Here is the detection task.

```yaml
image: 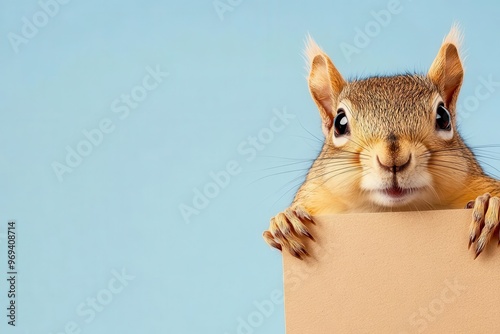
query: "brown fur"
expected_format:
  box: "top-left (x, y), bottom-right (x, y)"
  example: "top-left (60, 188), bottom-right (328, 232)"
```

top-left (297, 74), bottom-right (497, 213)
top-left (263, 26), bottom-right (500, 259)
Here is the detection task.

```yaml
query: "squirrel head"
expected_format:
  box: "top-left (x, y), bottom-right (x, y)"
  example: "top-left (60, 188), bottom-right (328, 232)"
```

top-left (305, 25), bottom-right (472, 209)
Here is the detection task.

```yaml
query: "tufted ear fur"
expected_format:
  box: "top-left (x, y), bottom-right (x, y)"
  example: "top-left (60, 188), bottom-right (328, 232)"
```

top-left (305, 36), bottom-right (346, 137)
top-left (428, 24), bottom-right (464, 110)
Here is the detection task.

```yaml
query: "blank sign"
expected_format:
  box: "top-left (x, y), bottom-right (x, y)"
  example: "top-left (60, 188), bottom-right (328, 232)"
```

top-left (283, 209), bottom-right (500, 334)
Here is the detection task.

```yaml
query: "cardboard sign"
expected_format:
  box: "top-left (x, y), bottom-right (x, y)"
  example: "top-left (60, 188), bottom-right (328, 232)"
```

top-left (283, 209), bottom-right (500, 333)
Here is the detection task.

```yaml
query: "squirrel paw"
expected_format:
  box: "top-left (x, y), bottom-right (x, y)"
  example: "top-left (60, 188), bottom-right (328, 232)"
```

top-left (467, 193), bottom-right (500, 258)
top-left (262, 206), bottom-right (315, 260)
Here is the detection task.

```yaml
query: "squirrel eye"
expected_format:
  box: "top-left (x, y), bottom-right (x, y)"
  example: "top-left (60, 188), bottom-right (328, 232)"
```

top-left (334, 109), bottom-right (350, 137)
top-left (436, 102), bottom-right (452, 131)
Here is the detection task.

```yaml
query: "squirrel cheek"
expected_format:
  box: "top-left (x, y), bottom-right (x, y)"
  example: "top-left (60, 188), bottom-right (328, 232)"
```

top-left (436, 128), bottom-right (454, 141)
top-left (332, 134), bottom-right (349, 147)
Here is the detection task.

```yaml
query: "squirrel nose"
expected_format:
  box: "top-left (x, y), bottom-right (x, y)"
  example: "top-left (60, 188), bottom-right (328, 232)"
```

top-left (377, 154), bottom-right (412, 173)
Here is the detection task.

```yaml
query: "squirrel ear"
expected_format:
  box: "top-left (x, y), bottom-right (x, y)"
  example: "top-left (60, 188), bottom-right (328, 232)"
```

top-left (428, 24), bottom-right (464, 108)
top-left (305, 35), bottom-right (346, 136)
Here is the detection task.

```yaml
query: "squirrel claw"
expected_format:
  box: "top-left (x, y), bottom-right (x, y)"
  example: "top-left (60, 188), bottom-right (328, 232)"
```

top-left (291, 246), bottom-right (309, 260)
top-left (263, 206), bottom-right (315, 259)
top-left (263, 230), bottom-right (281, 251)
top-left (302, 229), bottom-right (315, 241)
top-left (474, 242), bottom-right (485, 260)
top-left (467, 193), bottom-right (500, 258)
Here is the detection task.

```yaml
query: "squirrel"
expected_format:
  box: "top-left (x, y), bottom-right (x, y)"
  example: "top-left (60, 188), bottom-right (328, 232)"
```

top-left (263, 25), bottom-right (500, 260)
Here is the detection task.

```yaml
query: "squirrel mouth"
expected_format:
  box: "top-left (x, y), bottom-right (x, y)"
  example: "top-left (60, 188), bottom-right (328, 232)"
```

top-left (372, 186), bottom-right (422, 207)
top-left (382, 186), bottom-right (416, 199)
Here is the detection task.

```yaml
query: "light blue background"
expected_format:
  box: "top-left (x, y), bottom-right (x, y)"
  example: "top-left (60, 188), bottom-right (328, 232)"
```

top-left (1, 0), bottom-right (500, 333)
